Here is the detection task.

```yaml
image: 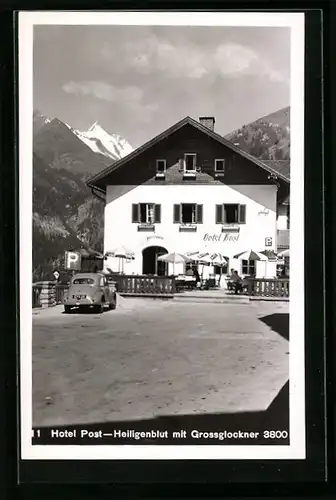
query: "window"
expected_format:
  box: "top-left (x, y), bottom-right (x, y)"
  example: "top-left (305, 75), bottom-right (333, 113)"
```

top-left (242, 259), bottom-right (255, 275)
top-left (215, 204), bottom-right (246, 224)
top-left (214, 159), bottom-right (225, 172)
top-left (132, 203), bottom-right (161, 224)
top-left (156, 159), bottom-right (166, 174)
top-left (214, 262), bottom-right (229, 275)
top-left (184, 153), bottom-right (197, 172)
top-left (173, 203), bottom-right (203, 224)
top-left (72, 278), bottom-right (95, 285)
top-left (185, 261), bottom-right (199, 275)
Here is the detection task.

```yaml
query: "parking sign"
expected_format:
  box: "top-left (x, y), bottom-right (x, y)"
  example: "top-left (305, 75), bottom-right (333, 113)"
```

top-left (65, 251), bottom-right (81, 270)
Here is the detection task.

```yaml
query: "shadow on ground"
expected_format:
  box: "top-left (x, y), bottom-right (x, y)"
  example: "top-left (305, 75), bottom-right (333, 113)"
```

top-left (259, 313), bottom-right (289, 342)
top-left (33, 381), bottom-right (289, 446)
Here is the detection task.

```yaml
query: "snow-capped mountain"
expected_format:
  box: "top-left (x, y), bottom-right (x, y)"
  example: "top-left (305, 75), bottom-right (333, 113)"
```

top-left (70, 121), bottom-right (134, 161)
top-left (33, 109), bottom-right (51, 136)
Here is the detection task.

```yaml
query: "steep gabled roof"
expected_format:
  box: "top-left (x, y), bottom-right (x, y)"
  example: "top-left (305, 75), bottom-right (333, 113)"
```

top-left (86, 116), bottom-right (290, 191)
top-left (262, 160), bottom-right (290, 181)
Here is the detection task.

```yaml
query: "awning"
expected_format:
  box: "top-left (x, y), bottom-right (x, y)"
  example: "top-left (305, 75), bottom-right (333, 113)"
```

top-left (233, 250), bottom-right (268, 261)
top-left (105, 246), bottom-right (135, 259)
top-left (186, 251), bottom-right (228, 266)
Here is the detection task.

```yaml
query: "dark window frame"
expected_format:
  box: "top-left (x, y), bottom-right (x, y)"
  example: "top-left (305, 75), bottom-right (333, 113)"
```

top-left (215, 203), bottom-right (246, 224)
top-left (156, 159), bottom-right (166, 173)
top-left (184, 153), bottom-right (197, 172)
top-left (214, 158), bottom-right (225, 172)
top-left (241, 259), bottom-right (255, 275)
top-left (132, 203), bottom-right (161, 224)
top-left (173, 203), bottom-right (203, 224)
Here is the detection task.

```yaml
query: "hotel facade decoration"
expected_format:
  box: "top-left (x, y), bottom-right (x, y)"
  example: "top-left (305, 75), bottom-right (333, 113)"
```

top-left (87, 116), bottom-right (290, 279)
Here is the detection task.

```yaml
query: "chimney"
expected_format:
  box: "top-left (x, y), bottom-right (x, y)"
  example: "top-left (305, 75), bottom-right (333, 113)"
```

top-left (199, 116), bottom-right (215, 132)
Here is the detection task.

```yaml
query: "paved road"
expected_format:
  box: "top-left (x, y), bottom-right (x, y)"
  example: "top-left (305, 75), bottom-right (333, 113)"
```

top-left (32, 296), bottom-right (289, 427)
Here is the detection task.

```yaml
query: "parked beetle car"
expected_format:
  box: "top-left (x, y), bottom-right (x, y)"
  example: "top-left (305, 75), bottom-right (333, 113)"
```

top-left (64, 273), bottom-right (117, 313)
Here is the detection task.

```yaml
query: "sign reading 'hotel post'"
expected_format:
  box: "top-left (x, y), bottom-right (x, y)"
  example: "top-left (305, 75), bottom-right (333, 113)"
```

top-left (203, 232), bottom-right (240, 243)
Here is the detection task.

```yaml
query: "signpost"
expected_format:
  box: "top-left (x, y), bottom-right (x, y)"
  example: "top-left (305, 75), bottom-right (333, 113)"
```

top-left (64, 251), bottom-right (81, 271)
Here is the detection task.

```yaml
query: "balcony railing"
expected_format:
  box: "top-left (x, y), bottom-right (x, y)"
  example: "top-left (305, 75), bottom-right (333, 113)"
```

top-left (246, 278), bottom-right (289, 298)
top-left (106, 274), bottom-right (176, 296)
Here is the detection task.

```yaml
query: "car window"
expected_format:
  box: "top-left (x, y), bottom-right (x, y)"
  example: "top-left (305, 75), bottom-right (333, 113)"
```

top-left (73, 278), bottom-right (95, 285)
top-left (100, 278), bottom-right (105, 287)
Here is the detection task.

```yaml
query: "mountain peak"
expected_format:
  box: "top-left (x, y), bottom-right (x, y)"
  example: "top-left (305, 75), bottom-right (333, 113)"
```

top-left (73, 121), bottom-right (134, 161)
top-left (33, 109), bottom-right (52, 135)
top-left (88, 121), bottom-right (105, 133)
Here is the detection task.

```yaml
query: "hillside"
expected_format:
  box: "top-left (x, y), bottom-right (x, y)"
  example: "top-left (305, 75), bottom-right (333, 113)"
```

top-left (32, 113), bottom-right (128, 280)
top-left (33, 117), bottom-right (111, 177)
top-left (225, 106), bottom-right (290, 161)
top-left (32, 151), bottom-right (106, 280)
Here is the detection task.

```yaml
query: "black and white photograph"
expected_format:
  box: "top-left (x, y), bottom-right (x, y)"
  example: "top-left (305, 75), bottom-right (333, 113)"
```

top-left (19, 11), bottom-right (305, 460)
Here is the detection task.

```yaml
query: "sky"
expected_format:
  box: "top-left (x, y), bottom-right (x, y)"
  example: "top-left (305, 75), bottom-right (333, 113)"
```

top-left (33, 25), bottom-right (290, 148)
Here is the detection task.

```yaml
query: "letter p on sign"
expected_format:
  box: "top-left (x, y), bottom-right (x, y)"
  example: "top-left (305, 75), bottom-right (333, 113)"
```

top-left (65, 251), bottom-right (81, 270)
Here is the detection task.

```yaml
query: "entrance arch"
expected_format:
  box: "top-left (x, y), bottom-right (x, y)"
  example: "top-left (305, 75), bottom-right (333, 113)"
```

top-left (142, 246), bottom-right (168, 276)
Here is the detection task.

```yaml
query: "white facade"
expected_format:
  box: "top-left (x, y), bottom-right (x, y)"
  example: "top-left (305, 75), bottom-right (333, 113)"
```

top-left (103, 183), bottom-right (278, 278)
top-left (277, 203), bottom-right (289, 230)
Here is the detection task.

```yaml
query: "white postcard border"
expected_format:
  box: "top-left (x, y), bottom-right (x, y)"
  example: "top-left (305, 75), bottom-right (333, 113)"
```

top-left (19, 10), bottom-right (305, 460)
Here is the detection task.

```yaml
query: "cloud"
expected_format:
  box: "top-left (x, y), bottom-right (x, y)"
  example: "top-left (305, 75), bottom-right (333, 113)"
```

top-left (100, 35), bottom-right (287, 83)
top-left (62, 80), bottom-right (158, 120)
top-left (62, 80), bottom-right (144, 102)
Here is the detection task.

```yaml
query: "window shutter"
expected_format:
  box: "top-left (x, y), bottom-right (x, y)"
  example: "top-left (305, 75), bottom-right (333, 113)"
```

top-left (215, 204), bottom-right (223, 224)
top-left (178, 158), bottom-right (184, 171)
top-left (239, 204), bottom-right (246, 224)
top-left (173, 204), bottom-right (181, 223)
top-left (154, 204), bottom-right (161, 223)
top-left (223, 204), bottom-right (227, 223)
top-left (132, 204), bottom-right (139, 223)
top-left (196, 204), bottom-right (203, 224)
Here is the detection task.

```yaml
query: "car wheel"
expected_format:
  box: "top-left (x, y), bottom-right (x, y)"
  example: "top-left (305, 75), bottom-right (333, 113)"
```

top-left (64, 305), bottom-right (72, 314)
top-left (95, 303), bottom-right (104, 313)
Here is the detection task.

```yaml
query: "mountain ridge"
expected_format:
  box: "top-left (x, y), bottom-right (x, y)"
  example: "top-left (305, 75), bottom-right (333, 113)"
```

top-left (225, 106), bottom-right (290, 161)
top-left (32, 107), bottom-right (290, 280)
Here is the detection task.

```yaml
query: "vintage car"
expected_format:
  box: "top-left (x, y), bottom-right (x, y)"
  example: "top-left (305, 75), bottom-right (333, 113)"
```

top-left (64, 273), bottom-right (117, 313)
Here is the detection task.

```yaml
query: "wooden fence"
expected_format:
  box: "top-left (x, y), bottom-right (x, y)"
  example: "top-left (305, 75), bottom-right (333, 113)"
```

top-left (54, 285), bottom-right (69, 304)
top-left (32, 283), bottom-right (68, 308)
top-left (32, 285), bottom-right (42, 308)
top-left (32, 276), bottom-right (288, 307)
top-left (247, 278), bottom-right (289, 298)
top-left (106, 274), bottom-right (176, 296)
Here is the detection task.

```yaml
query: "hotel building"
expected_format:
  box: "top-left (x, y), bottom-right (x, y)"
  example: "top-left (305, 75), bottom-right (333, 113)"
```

top-left (87, 116), bottom-right (290, 279)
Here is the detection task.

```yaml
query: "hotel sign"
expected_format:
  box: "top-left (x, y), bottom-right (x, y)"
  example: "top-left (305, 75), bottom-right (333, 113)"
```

top-left (203, 232), bottom-right (240, 243)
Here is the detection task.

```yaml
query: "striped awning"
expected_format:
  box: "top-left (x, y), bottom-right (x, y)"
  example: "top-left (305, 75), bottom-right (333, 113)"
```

top-left (105, 246), bottom-right (135, 259)
top-left (185, 251), bottom-right (228, 266)
top-left (233, 250), bottom-right (267, 261)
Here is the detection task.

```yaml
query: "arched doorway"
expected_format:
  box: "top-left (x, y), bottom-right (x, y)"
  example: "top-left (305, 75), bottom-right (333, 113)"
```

top-left (142, 246), bottom-right (168, 276)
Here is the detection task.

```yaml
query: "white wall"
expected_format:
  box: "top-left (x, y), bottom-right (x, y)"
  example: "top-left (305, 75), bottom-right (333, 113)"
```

top-left (104, 184), bottom-right (277, 277)
top-left (277, 204), bottom-right (288, 230)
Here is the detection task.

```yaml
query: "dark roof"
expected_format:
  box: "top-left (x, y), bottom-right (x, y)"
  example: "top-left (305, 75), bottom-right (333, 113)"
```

top-left (261, 160), bottom-right (290, 181)
top-left (87, 116), bottom-right (290, 191)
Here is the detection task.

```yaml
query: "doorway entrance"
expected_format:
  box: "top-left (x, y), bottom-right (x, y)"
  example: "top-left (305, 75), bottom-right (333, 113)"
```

top-left (142, 246), bottom-right (168, 276)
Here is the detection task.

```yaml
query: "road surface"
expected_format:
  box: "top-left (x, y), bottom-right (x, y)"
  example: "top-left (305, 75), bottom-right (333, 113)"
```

top-left (32, 296), bottom-right (289, 427)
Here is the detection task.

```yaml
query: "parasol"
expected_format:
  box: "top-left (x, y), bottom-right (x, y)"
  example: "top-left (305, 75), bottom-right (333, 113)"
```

top-left (157, 252), bottom-right (192, 275)
top-left (105, 246), bottom-right (135, 273)
top-left (233, 250), bottom-right (268, 261)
